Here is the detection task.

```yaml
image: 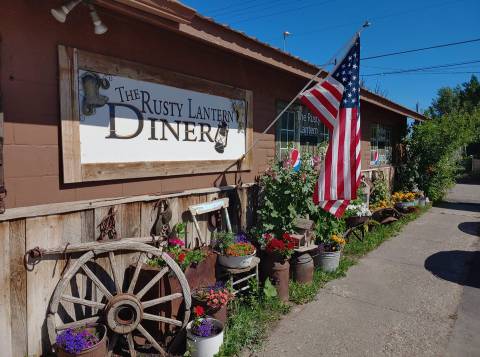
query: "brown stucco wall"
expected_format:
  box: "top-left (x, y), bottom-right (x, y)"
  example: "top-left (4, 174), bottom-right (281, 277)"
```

top-left (0, 0), bottom-right (309, 209)
top-left (0, 1), bottom-right (407, 210)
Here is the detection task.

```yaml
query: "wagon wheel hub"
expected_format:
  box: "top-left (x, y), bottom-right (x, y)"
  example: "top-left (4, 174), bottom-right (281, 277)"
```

top-left (105, 294), bottom-right (143, 334)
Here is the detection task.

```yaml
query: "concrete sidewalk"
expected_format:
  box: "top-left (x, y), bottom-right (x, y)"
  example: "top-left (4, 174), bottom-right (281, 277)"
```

top-left (256, 184), bottom-right (480, 357)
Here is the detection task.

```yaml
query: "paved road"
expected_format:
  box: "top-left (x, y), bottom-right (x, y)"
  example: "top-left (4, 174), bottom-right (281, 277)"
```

top-left (257, 183), bottom-right (480, 357)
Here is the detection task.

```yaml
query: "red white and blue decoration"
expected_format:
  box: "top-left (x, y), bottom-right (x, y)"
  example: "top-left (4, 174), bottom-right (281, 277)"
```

top-left (300, 35), bottom-right (362, 217)
top-left (290, 148), bottom-right (301, 172)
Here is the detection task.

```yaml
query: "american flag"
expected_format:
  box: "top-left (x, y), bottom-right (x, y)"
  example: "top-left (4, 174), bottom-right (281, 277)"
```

top-left (300, 36), bottom-right (361, 217)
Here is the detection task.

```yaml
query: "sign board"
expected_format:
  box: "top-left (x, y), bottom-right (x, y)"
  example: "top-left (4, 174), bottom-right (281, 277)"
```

top-left (59, 46), bottom-right (253, 183)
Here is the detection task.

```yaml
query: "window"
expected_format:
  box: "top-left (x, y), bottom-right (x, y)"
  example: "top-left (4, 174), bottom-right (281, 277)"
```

top-left (275, 102), bottom-right (329, 160)
top-left (370, 124), bottom-right (392, 166)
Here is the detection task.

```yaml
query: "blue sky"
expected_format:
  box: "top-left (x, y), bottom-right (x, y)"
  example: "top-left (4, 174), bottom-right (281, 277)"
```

top-left (182, 0), bottom-right (479, 112)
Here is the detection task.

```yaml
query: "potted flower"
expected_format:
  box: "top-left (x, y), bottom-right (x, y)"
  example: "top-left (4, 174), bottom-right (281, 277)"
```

top-left (317, 234), bottom-right (346, 272)
top-left (215, 232), bottom-right (256, 269)
top-left (186, 306), bottom-right (224, 357)
top-left (392, 191), bottom-right (419, 210)
top-left (263, 232), bottom-right (295, 301)
top-left (344, 202), bottom-right (372, 228)
top-left (55, 324), bottom-right (107, 357)
top-left (192, 282), bottom-right (234, 324)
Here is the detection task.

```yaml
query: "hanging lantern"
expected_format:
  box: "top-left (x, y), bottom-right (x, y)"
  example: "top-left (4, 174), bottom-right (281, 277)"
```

top-left (214, 120), bottom-right (229, 153)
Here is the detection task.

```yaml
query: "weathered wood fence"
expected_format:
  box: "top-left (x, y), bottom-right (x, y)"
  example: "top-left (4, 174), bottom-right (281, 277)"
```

top-left (0, 184), bottom-right (257, 357)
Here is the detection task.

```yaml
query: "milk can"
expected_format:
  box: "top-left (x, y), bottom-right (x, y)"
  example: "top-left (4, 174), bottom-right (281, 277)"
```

top-left (292, 253), bottom-right (314, 284)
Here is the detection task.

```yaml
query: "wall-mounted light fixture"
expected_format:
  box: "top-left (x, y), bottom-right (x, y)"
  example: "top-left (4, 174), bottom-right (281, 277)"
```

top-left (50, 0), bottom-right (108, 35)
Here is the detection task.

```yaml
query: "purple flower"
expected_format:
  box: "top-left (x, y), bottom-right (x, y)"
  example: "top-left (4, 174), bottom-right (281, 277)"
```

top-left (193, 319), bottom-right (215, 337)
top-left (234, 232), bottom-right (249, 243)
top-left (56, 327), bottom-right (99, 354)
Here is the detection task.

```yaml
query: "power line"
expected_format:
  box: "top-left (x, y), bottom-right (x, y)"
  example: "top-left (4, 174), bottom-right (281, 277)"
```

top-left (362, 38), bottom-right (480, 60)
top-left (362, 60), bottom-right (480, 77)
top-left (228, 0), bottom-right (336, 25)
top-left (208, 0), bottom-right (294, 18)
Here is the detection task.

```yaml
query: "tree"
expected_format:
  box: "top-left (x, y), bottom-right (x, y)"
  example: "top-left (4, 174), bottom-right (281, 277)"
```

top-left (397, 76), bottom-right (480, 200)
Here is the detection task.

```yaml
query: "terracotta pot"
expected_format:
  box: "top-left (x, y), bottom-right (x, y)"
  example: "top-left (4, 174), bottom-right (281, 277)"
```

top-left (192, 295), bottom-right (228, 324)
top-left (292, 253), bottom-right (314, 284)
top-left (56, 324), bottom-right (107, 357)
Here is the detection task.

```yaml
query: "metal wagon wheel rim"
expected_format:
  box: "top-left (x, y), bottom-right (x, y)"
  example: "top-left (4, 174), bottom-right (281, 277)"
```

top-left (47, 241), bottom-right (191, 357)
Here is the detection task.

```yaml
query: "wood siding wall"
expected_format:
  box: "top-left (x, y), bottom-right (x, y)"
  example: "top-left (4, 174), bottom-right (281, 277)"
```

top-left (0, 185), bottom-right (256, 357)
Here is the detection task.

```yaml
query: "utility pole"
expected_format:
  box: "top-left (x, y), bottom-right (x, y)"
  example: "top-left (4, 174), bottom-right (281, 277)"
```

top-left (283, 31), bottom-right (291, 51)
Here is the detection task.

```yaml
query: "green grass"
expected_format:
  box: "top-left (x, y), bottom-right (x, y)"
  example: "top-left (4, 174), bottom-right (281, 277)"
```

top-left (215, 206), bottom-right (430, 356)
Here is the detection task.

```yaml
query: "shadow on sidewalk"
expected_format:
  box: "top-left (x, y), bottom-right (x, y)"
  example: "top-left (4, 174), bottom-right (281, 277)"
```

top-left (458, 222), bottom-right (480, 236)
top-left (434, 201), bottom-right (480, 213)
top-left (425, 250), bottom-right (480, 289)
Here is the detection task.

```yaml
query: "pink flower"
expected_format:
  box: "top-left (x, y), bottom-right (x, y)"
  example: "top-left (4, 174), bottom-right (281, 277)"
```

top-left (168, 238), bottom-right (185, 247)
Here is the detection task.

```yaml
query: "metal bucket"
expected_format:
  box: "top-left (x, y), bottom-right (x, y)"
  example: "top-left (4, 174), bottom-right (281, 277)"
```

top-left (317, 251), bottom-right (341, 272)
top-left (186, 318), bottom-right (224, 357)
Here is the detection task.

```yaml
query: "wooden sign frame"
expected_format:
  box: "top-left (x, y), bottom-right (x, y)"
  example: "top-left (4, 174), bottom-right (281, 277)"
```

top-left (58, 45), bottom-right (253, 183)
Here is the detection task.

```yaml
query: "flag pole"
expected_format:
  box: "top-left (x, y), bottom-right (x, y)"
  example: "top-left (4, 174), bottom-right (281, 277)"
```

top-left (239, 21), bottom-right (371, 162)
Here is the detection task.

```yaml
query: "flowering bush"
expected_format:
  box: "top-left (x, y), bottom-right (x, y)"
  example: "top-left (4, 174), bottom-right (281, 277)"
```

top-left (193, 282), bottom-right (234, 310)
top-left (191, 306), bottom-right (219, 337)
top-left (264, 233), bottom-right (295, 259)
top-left (56, 326), bottom-right (100, 354)
top-left (323, 234), bottom-right (346, 252)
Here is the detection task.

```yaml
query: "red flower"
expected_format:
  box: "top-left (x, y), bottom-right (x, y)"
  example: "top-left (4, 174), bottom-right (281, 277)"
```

top-left (178, 253), bottom-right (186, 263)
top-left (193, 306), bottom-right (205, 317)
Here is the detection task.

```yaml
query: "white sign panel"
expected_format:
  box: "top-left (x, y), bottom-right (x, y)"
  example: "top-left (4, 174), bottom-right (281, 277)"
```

top-left (78, 70), bottom-right (246, 164)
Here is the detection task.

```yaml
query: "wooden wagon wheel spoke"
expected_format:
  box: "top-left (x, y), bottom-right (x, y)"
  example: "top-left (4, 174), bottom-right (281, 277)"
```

top-left (142, 313), bottom-right (183, 327)
top-left (81, 264), bottom-right (113, 300)
top-left (48, 242), bottom-right (191, 357)
top-left (61, 294), bottom-right (106, 309)
top-left (127, 252), bottom-right (145, 294)
top-left (127, 332), bottom-right (137, 357)
top-left (109, 251), bottom-right (122, 294)
top-left (58, 316), bottom-right (100, 330)
top-left (136, 323), bottom-right (167, 356)
top-left (141, 292), bottom-right (183, 309)
top-left (106, 332), bottom-right (119, 357)
top-left (135, 266), bottom-right (168, 300)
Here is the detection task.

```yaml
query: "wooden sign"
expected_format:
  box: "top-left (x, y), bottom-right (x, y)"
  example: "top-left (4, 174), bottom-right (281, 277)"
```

top-left (58, 46), bottom-right (253, 183)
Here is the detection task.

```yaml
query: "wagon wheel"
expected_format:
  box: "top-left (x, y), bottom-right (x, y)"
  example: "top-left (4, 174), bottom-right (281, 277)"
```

top-left (47, 241), bottom-right (191, 357)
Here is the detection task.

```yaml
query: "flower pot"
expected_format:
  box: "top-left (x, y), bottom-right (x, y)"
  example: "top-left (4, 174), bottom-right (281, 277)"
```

top-left (317, 250), bottom-right (341, 272)
top-left (186, 318), bottom-right (224, 357)
top-left (418, 197), bottom-right (427, 207)
top-left (395, 200), bottom-right (418, 210)
top-left (56, 324), bottom-right (107, 357)
top-left (192, 296), bottom-right (228, 324)
top-left (218, 250), bottom-right (256, 269)
top-left (292, 253), bottom-right (314, 284)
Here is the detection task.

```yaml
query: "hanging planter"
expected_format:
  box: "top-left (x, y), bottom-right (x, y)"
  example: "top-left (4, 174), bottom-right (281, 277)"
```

top-left (55, 324), bottom-right (107, 357)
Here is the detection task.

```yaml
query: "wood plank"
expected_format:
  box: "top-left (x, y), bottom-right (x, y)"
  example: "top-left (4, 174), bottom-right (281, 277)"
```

top-left (26, 213), bottom-right (82, 356)
top-left (9, 219), bottom-right (27, 357)
top-left (0, 183), bottom-right (255, 222)
top-left (81, 159), bottom-right (250, 183)
top-left (0, 222), bottom-right (13, 357)
top-left (58, 45), bottom-right (82, 183)
top-left (120, 202), bottom-right (141, 238)
top-left (140, 201), bottom-right (157, 237)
